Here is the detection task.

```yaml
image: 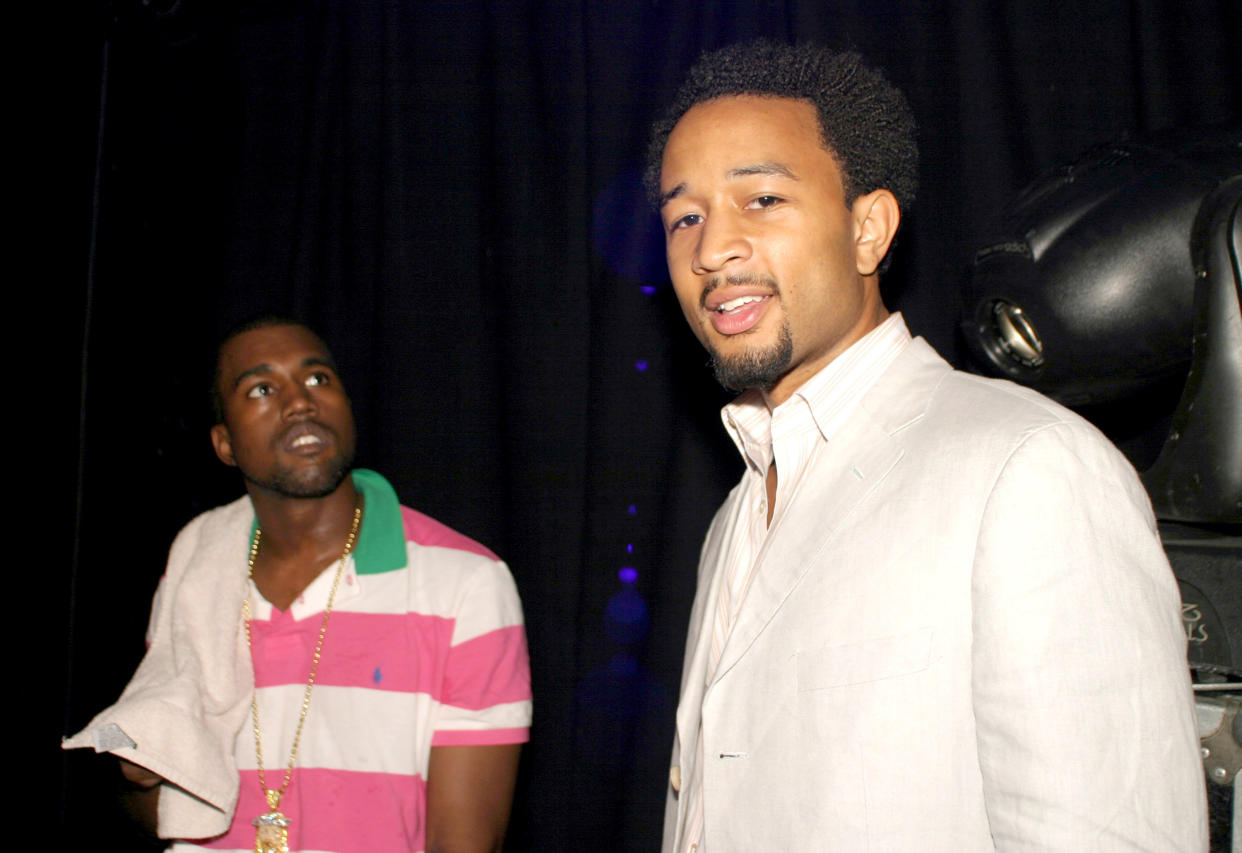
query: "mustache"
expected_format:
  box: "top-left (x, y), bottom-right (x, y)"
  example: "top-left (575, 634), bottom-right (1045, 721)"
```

top-left (700, 272), bottom-right (781, 309)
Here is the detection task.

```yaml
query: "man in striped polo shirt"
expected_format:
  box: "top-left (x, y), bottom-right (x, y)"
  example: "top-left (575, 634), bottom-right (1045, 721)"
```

top-left (66, 319), bottom-right (530, 852)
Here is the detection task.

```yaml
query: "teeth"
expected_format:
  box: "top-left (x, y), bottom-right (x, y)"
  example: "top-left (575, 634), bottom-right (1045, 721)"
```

top-left (291, 434), bottom-right (321, 448)
top-left (717, 295), bottom-right (764, 313)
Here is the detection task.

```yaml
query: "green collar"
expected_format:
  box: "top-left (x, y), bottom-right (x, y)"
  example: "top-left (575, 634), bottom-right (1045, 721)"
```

top-left (247, 468), bottom-right (407, 575)
top-left (349, 469), bottom-right (408, 574)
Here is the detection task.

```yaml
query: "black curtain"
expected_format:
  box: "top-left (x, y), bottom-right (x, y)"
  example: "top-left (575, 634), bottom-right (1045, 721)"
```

top-left (59, 1), bottom-right (1240, 849)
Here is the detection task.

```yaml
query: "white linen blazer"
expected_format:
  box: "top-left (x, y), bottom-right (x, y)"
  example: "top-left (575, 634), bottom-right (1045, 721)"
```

top-left (663, 338), bottom-right (1207, 852)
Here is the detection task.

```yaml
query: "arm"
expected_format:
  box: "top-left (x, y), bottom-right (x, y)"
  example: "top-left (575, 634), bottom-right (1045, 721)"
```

top-left (425, 744), bottom-right (521, 853)
top-left (426, 551), bottom-right (531, 851)
top-left (971, 422), bottom-right (1207, 850)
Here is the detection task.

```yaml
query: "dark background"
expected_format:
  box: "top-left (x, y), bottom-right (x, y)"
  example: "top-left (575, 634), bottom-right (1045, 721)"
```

top-left (55, 1), bottom-right (1240, 849)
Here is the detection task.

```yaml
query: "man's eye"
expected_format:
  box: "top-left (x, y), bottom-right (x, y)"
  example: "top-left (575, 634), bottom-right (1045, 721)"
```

top-left (669, 213), bottom-right (702, 232)
top-left (746, 195), bottom-right (783, 209)
top-left (307, 372), bottom-right (331, 387)
top-left (246, 383), bottom-right (273, 399)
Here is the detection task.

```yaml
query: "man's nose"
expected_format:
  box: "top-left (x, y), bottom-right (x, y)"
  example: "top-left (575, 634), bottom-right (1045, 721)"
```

top-left (282, 382), bottom-right (316, 418)
top-left (692, 213), bottom-right (751, 273)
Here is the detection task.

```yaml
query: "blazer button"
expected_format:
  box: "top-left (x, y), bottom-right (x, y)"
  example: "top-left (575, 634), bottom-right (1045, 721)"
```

top-left (670, 765), bottom-right (682, 792)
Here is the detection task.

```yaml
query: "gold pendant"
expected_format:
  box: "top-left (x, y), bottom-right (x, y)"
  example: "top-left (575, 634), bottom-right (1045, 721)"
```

top-left (253, 790), bottom-right (290, 853)
top-left (253, 809), bottom-right (290, 853)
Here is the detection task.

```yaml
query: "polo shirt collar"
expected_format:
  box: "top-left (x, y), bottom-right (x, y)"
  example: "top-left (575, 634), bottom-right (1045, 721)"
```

top-left (246, 468), bottom-right (407, 576)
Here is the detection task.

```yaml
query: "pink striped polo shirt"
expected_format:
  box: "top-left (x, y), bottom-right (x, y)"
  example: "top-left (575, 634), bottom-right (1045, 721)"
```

top-left (171, 469), bottom-right (531, 853)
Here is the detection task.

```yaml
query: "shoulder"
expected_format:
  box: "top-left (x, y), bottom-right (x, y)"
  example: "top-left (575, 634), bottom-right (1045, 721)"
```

top-left (398, 505), bottom-right (501, 562)
top-left (164, 493), bottom-right (253, 578)
top-left (931, 370), bottom-right (1129, 477)
top-left (875, 338), bottom-right (1119, 460)
top-left (859, 340), bottom-right (1151, 525)
top-left (395, 505), bottom-right (523, 624)
top-left (934, 371), bottom-right (1090, 441)
top-left (923, 373), bottom-right (1158, 541)
top-left (397, 504), bottom-right (512, 590)
top-left (172, 492), bottom-right (253, 539)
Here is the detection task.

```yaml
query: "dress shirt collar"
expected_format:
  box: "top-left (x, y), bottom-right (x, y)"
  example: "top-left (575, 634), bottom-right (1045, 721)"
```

top-left (721, 312), bottom-right (913, 472)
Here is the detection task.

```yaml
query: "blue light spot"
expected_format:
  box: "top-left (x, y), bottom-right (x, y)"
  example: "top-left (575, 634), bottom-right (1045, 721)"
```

top-left (373, 667), bottom-right (382, 684)
top-left (640, 285), bottom-right (657, 295)
top-left (635, 360), bottom-right (649, 372)
top-left (627, 504), bottom-right (637, 515)
top-left (626, 543), bottom-right (634, 554)
top-left (605, 588), bottom-right (650, 643)
top-left (619, 567), bottom-right (638, 584)
top-left (607, 589), bottom-right (646, 623)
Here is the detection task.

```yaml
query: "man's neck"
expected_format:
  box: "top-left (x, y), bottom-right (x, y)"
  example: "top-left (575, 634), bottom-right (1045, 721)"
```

top-left (246, 476), bottom-right (361, 610)
top-left (762, 301), bottom-right (890, 409)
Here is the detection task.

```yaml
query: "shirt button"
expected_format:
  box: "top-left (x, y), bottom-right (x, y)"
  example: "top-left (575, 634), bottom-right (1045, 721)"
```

top-left (670, 765), bottom-right (682, 792)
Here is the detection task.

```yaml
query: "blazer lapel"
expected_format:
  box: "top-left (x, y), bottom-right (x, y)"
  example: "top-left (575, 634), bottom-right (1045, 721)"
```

top-left (710, 415), bottom-right (905, 683)
top-left (710, 338), bottom-right (951, 684)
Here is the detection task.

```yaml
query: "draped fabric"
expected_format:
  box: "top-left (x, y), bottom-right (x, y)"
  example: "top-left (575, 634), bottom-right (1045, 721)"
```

top-left (62, 1), bottom-right (1240, 849)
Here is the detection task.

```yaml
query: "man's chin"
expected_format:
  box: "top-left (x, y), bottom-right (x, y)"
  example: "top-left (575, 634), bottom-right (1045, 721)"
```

top-left (710, 359), bottom-right (776, 392)
top-left (245, 458), bottom-right (353, 500)
top-left (708, 328), bottom-right (793, 393)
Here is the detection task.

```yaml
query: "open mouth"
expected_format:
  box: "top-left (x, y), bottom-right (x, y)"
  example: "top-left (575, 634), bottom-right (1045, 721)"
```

top-left (281, 422), bottom-right (333, 455)
top-left (707, 293), bottom-right (772, 335)
top-left (716, 294), bottom-right (768, 314)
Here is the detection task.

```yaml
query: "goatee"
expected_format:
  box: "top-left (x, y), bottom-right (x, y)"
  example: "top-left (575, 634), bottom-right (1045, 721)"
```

top-left (244, 450), bottom-right (355, 499)
top-left (709, 319), bottom-right (794, 393)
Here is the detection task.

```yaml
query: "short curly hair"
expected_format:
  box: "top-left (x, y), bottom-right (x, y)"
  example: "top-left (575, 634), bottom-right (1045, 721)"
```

top-left (644, 41), bottom-right (918, 214)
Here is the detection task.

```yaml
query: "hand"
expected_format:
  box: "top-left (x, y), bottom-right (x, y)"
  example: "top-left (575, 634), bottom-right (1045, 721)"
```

top-left (118, 757), bottom-right (163, 789)
top-left (115, 757), bottom-right (163, 837)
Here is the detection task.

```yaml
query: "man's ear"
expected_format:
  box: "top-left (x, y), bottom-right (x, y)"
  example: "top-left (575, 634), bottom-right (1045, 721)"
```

top-left (210, 423), bottom-right (237, 467)
top-left (851, 189), bottom-right (901, 277)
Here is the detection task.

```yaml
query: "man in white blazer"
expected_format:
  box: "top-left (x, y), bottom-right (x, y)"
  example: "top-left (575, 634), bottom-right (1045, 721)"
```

top-left (645, 41), bottom-right (1207, 851)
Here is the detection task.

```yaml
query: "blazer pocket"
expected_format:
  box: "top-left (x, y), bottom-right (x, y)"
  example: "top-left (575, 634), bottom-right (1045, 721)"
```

top-left (796, 627), bottom-right (934, 691)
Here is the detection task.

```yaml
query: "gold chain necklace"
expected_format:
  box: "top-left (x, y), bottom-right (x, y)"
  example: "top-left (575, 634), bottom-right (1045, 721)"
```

top-left (241, 503), bottom-right (362, 853)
